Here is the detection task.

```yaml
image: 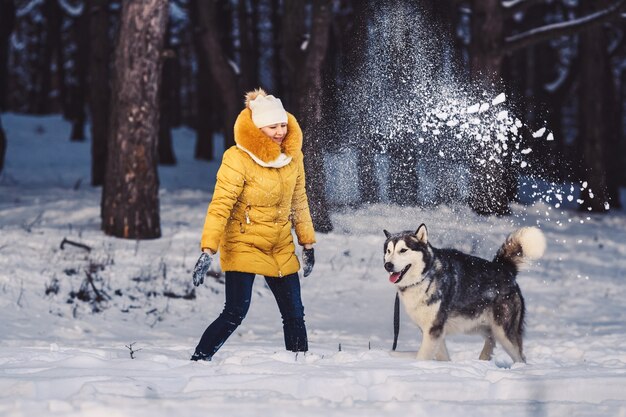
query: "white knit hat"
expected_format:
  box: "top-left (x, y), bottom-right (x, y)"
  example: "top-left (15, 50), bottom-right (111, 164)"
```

top-left (247, 90), bottom-right (288, 128)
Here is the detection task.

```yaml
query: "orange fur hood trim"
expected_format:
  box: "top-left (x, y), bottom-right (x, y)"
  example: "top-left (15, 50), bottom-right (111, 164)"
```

top-left (233, 108), bottom-right (303, 165)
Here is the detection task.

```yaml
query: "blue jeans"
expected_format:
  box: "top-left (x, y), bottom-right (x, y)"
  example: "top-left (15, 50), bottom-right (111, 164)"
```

top-left (194, 271), bottom-right (308, 358)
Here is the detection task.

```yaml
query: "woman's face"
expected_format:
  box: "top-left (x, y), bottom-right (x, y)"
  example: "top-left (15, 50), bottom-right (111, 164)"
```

top-left (260, 123), bottom-right (288, 145)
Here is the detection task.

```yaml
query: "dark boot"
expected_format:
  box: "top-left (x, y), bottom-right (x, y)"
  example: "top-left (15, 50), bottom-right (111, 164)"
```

top-left (190, 351), bottom-right (212, 362)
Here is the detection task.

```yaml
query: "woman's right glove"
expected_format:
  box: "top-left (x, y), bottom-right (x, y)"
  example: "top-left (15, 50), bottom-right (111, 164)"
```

top-left (302, 247), bottom-right (315, 277)
top-left (192, 252), bottom-right (212, 286)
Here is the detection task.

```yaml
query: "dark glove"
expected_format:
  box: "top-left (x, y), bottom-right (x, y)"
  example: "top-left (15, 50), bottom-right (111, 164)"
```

top-left (192, 252), bottom-right (212, 286)
top-left (302, 247), bottom-right (315, 277)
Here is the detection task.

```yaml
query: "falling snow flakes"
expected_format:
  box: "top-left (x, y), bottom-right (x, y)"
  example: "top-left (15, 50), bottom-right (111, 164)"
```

top-left (521, 148), bottom-right (532, 155)
top-left (533, 127), bottom-right (547, 138)
top-left (467, 102), bottom-right (490, 113)
top-left (466, 104), bottom-right (480, 114)
top-left (521, 161), bottom-right (528, 168)
top-left (546, 132), bottom-right (554, 141)
top-left (497, 111), bottom-right (509, 121)
top-left (492, 93), bottom-right (506, 105)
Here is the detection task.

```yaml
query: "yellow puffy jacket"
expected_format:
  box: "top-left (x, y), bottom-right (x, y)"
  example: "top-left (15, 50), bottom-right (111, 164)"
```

top-left (200, 108), bottom-right (316, 277)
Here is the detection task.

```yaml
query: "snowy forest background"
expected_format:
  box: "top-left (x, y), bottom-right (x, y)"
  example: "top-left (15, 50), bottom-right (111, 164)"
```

top-left (1, 0), bottom-right (626, 416)
top-left (1, 0), bottom-right (626, 235)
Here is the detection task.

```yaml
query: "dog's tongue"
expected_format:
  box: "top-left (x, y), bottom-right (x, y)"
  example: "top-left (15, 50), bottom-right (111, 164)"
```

top-left (389, 272), bottom-right (401, 283)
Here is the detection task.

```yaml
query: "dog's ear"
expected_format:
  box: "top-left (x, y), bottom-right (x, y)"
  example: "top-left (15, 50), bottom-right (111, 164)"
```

top-left (383, 229), bottom-right (391, 239)
top-left (415, 224), bottom-right (428, 244)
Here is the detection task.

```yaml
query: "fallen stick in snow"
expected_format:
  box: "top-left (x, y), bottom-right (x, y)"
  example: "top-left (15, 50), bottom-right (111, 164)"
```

top-left (60, 238), bottom-right (92, 252)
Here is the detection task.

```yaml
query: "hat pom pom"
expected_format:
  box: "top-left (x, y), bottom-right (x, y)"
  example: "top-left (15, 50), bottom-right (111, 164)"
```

top-left (245, 88), bottom-right (267, 109)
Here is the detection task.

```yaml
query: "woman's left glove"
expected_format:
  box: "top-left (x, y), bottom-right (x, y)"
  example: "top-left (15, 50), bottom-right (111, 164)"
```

top-left (192, 252), bottom-right (212, 286)
top-left (302, 248), bottom-right (315, 277)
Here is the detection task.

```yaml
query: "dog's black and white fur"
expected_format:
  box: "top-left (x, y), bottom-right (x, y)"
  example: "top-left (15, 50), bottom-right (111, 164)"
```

top-left (384, 224), bottom-right (546, 363)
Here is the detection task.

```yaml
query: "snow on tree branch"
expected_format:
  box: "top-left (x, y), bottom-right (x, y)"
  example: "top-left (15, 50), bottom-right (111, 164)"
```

top-left (16, 0), bottom-right (43, 17)
top-left (57, 0), bottom-right (83, 17)
top-left (505, 0), bottom-right (626, 52)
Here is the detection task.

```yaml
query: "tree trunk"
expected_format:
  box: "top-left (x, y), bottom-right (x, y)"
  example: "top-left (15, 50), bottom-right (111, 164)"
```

top-left (0, 0), bottom-right (16, 111)
top-left (101, 0), bottom-right (168, 239)
top-left (158, 32), bottom-right (176, 165)
top-left (190, 0), bottom-right (239, 150)
top-left (177, 36), bottom-right (194, 126)
top-left (35, 0), bottom-right (55, 113)
top-left (467, 0), bottom-right (511, 215)
top-left (303, 0), bottom-right (334, 232)
top-left (271, 0), bottom-right (283, 97)
top-left (36, 0), bottom-right (65, 114)
top-left (357, 138), bottom-right (381, 204)
top-left (88, 0), bottom-right (111, 186)
top-left (578, 2), bottom-right (618, 212)
top-left (193, 48), bottom-right (215, 160)
top-left (282, 0), bottom-right (333, 233)
top-left (70, 6), bottom-right (89, 142)
top-left (0, 115), bottom-right (6, 174)
top-left (189, 0), bottom-right (217, 160)
top-left (0, 0), bottom-right (15, 174)
top-left (621, 71), bottom-right (626, 188)
top-left (469, 0), bottom-right (504, 83)
top-left (280, 0), bottom-right (305, 109)
top-left (388, 137), bottom-right (419, 206)
top-left (52, 1), bottom-right (66, 116)
top-left (339, 1), bottom-right (378, 204)
top-left (238, 0), bottom-right (259, 92)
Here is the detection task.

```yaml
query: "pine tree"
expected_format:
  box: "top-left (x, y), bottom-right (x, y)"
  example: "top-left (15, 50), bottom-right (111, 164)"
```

top-left (101, 0), bottom-right (169, 239)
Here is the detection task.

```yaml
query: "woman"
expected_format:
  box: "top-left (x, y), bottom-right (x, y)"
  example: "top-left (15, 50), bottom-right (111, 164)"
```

top-left (190, 88), bottom-right (316, 361)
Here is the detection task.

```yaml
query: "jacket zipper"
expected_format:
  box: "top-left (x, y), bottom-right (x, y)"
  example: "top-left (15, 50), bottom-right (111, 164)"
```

top-left (275, 169), bottom-right (284, 277)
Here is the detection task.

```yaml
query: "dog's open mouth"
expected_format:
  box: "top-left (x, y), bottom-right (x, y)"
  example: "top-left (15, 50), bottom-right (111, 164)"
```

top-left (389, 264), bottom-right (411, 284)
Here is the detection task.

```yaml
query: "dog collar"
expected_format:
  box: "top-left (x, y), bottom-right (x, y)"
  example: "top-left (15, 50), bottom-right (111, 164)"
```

top-left (398, 272), bottom-right (435, 293)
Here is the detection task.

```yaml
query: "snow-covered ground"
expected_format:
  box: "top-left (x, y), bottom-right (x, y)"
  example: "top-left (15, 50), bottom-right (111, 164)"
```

top-left (1, 113), bottom-right (625, 417)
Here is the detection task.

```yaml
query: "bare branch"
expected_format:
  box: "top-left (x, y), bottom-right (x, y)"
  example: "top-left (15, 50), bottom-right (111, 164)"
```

top-left (505, 0), bottom-right (626, 52)
top-left (16, 280), bottom-right (24, 308)
top-left (125, 342), bottom-right (142, 359)
top-left (21, 212), bottom-right (43, 233)
top-left (60, 238), bottom-right (92, 252)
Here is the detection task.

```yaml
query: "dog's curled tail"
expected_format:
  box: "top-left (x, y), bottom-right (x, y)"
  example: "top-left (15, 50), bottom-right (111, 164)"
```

top-left (495, 227), bottom-right (546, 268)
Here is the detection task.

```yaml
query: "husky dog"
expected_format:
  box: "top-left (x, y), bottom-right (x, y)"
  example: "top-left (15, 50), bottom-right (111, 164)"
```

top-left (383, 224), bottom-right (546, 363)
